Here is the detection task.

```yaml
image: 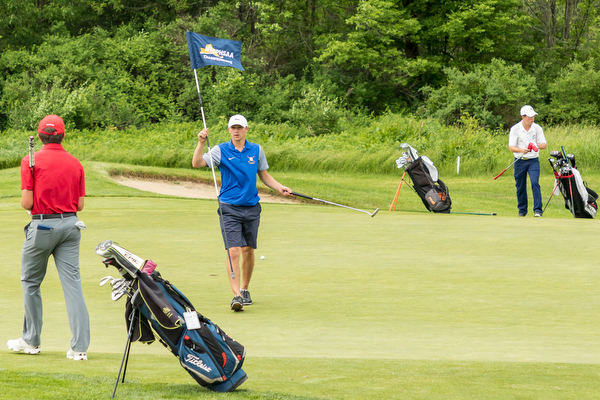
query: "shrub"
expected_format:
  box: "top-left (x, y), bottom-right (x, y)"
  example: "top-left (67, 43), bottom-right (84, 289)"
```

top-left (422, 59), bottom-right (540, 129)
top-left (544, 61), bottom-right (600, 125)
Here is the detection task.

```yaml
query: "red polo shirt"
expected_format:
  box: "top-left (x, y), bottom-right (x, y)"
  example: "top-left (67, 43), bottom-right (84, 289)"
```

top-left (21, 143), bottom-right (85, 214)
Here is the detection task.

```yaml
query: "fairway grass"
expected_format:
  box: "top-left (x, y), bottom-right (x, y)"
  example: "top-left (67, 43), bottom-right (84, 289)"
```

top-left (1, 165), bottom-right (600, 399)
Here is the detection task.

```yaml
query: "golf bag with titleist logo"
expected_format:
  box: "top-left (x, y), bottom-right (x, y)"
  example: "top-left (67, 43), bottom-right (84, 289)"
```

top-left (396, 144), bottom-right (452, 213)
top-left (95, 240), bottom-right (247, 396)
top-left (548, 151), bottom-right (598, 218)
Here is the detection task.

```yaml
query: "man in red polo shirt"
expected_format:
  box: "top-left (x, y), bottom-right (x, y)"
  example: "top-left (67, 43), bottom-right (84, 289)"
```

top-left (7, 115), bottom-right (90, 361)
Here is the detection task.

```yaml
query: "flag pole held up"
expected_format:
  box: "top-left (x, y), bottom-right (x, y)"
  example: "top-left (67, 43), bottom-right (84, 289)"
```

top-left (186, 31), bottom-right (245, 279)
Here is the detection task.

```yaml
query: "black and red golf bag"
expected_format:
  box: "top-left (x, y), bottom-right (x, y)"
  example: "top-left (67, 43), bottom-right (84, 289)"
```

top-left (397, 144), bottom-right (452, 213)
top-left (548, 151), bottom-right (598, 218)
top-left (95, 240), bottom-right (247, 396)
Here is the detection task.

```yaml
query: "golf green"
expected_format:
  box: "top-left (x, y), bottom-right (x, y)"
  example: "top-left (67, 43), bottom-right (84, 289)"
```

top-left (2, 196), bottom-right (599, 360)
top-left (1, 185), bottom-right (599, 398)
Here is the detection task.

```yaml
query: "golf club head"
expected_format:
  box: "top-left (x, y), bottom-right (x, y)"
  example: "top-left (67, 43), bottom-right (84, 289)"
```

top-left (111, 289), bottom-right (126, 301)
top-left (371, 208), bottom-right (379, 218)
top-left (550, 150), bottom-right (561, 158)
top-left (111, 279), bottom-right (126, 291)
top-left (100, 276), bottom-right (115, 286)
top-left (95, 240), bottom-right (114, 257)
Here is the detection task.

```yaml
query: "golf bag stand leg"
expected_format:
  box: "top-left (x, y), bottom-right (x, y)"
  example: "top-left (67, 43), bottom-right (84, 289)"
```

top-left (112, 308), bottom-right (137, 399)
top-left (543, 181), bottom-right (558, 214)
top-left (389, 171), bottom-right (406, 212)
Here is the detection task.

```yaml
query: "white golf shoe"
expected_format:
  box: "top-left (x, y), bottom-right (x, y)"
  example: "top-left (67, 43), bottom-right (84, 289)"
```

top-left (7, 338), bottom-right (41, 354)
top-left (67, 348), bottom-right (88, 361)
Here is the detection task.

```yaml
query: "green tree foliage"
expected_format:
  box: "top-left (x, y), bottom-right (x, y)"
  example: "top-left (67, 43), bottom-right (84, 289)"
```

top-left (544, 60), bottom-right (600, 124)
top-left (422, 59), bottom-right (540, 129)
top-left (0, 23), bottom-right (189, 130)
top-left (0, 0), bottom-right (599, 132)
top-left (317, 0), bottom-right (532, 111)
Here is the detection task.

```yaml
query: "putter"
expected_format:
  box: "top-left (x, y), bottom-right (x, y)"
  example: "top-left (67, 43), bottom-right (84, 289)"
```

top-left (292, 192), bottom-right (379, 217)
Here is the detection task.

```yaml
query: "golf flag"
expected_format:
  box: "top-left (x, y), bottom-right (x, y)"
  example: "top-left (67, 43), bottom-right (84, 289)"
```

top-left (186, 31), bottom-right (244, 71)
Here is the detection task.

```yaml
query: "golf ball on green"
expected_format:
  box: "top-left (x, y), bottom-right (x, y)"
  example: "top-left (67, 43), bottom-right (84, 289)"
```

top-left (260, 255), bottom-right (265, 260)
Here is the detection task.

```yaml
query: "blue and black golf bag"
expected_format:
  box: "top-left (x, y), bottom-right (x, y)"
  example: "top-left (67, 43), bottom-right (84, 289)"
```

top-left (95, 240), bottom-right (247, 397)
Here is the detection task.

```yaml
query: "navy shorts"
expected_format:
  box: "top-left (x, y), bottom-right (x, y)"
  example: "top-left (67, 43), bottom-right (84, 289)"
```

top-left (218, 203), bottom-right (261, 249)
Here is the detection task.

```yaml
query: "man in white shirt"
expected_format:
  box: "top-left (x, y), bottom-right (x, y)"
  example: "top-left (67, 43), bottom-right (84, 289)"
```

top-left (508, 105), bottom-right (547, 217)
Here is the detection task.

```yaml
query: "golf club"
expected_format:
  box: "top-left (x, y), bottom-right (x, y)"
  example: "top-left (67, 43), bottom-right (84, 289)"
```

top-left (100, 276), bottom-right (116, 286)
top-left (450, 211), bottom-right (497, 216)
top-left (493, 154), bottom-right (524, 180)
top-left (111, 279), bottom-right (126, 291)
top-left (111, 289), bottom-right (127, 301)
top-left (292, 192), bottom-right (379, 217)
top-left (111, 281), bottom-right (132, 301)
top-left (550, 150), bottom-right (562, 159)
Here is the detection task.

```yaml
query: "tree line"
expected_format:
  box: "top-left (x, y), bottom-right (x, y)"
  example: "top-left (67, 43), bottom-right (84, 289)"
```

top-left (0, 0), bottom-right (599, 134)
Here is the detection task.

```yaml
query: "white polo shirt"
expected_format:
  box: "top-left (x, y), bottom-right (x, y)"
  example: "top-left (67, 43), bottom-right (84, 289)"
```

top-left (508, 121), bottom-right (546, 159)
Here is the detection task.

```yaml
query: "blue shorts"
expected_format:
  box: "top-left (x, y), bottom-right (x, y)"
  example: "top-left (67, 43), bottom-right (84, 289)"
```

top-left (218, 203), bottom-right (261, 249)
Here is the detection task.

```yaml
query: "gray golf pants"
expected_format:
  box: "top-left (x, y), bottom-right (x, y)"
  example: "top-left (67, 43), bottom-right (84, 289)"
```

top-left (21, 216), bottom-right (90, 351)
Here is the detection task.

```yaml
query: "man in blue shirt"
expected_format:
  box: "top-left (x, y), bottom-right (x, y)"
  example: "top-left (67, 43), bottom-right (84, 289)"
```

top-left (192, 115), bottom-right (292, 311)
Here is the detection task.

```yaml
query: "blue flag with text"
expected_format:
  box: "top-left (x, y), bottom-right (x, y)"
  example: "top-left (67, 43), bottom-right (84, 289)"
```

top-left (186, 31), bottom-right (244, 71)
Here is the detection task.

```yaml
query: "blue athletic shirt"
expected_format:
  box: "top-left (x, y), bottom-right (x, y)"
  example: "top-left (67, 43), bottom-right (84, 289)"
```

top-left (202, 140), bottom-right (269, 206)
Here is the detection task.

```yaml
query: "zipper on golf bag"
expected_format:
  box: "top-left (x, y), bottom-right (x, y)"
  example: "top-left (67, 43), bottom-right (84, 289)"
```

top-left (211, 324), bottom-right (245, 364)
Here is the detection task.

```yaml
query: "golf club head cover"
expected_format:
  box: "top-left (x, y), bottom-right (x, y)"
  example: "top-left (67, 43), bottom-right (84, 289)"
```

top-left (141, 259), bottom-right (157, 275)
top-left (528, 142), bottom-right (538, 152)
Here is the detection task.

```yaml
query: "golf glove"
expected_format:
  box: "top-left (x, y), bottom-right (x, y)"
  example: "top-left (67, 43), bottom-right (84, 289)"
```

top-left (75, 221), bottom-right (86, 230)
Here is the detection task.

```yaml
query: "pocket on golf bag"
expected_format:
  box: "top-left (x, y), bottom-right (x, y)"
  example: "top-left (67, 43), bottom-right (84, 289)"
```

top-left (425, 187), bottom-right (449, 212)
top-left (179, 330), bottom-right (227, 386)
top-left (200, 322), bottom-right (245, 377)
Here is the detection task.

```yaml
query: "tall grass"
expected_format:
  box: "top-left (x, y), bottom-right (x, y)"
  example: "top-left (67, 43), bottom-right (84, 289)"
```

top-left (1, 114), bottom-right (598, 176)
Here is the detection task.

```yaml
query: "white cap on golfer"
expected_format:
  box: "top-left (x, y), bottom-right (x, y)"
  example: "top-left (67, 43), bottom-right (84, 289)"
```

top-left (520, 105), bottom-right (538, 117)
top-left (228, 114), bottom-right (248, 128)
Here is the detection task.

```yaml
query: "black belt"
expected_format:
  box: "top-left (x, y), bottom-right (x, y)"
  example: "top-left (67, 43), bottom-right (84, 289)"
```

top-left (32, 212), bottom-right (77, 220)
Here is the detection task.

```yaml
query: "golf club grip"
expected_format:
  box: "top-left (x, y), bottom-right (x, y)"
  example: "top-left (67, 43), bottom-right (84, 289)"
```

top-left (493, 169), bottom-right (507, 180)
top-left (291, 192), bottom-right (313, 200)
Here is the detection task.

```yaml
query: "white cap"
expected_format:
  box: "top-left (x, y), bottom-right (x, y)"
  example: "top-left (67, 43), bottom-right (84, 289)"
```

top-left (520, 105), bottom-right (538, 117)
top-left (228, 114), bottom-right (248, 128)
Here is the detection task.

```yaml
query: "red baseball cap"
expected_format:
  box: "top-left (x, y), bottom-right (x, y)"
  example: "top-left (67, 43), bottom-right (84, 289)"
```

top-left (38, 115), bottom-right (65, 135)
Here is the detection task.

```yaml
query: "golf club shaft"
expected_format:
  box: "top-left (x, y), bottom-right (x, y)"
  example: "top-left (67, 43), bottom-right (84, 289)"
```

top-left (450, 211), bottom-right (497, 216)
top-left (493, 154), bottom-right (523, 180)
top-left (292, 192), bottom-right (378, 217)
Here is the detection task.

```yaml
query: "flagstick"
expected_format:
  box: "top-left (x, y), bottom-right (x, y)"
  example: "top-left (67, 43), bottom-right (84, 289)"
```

top-left (193, 69), bottom-right (236, 280)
